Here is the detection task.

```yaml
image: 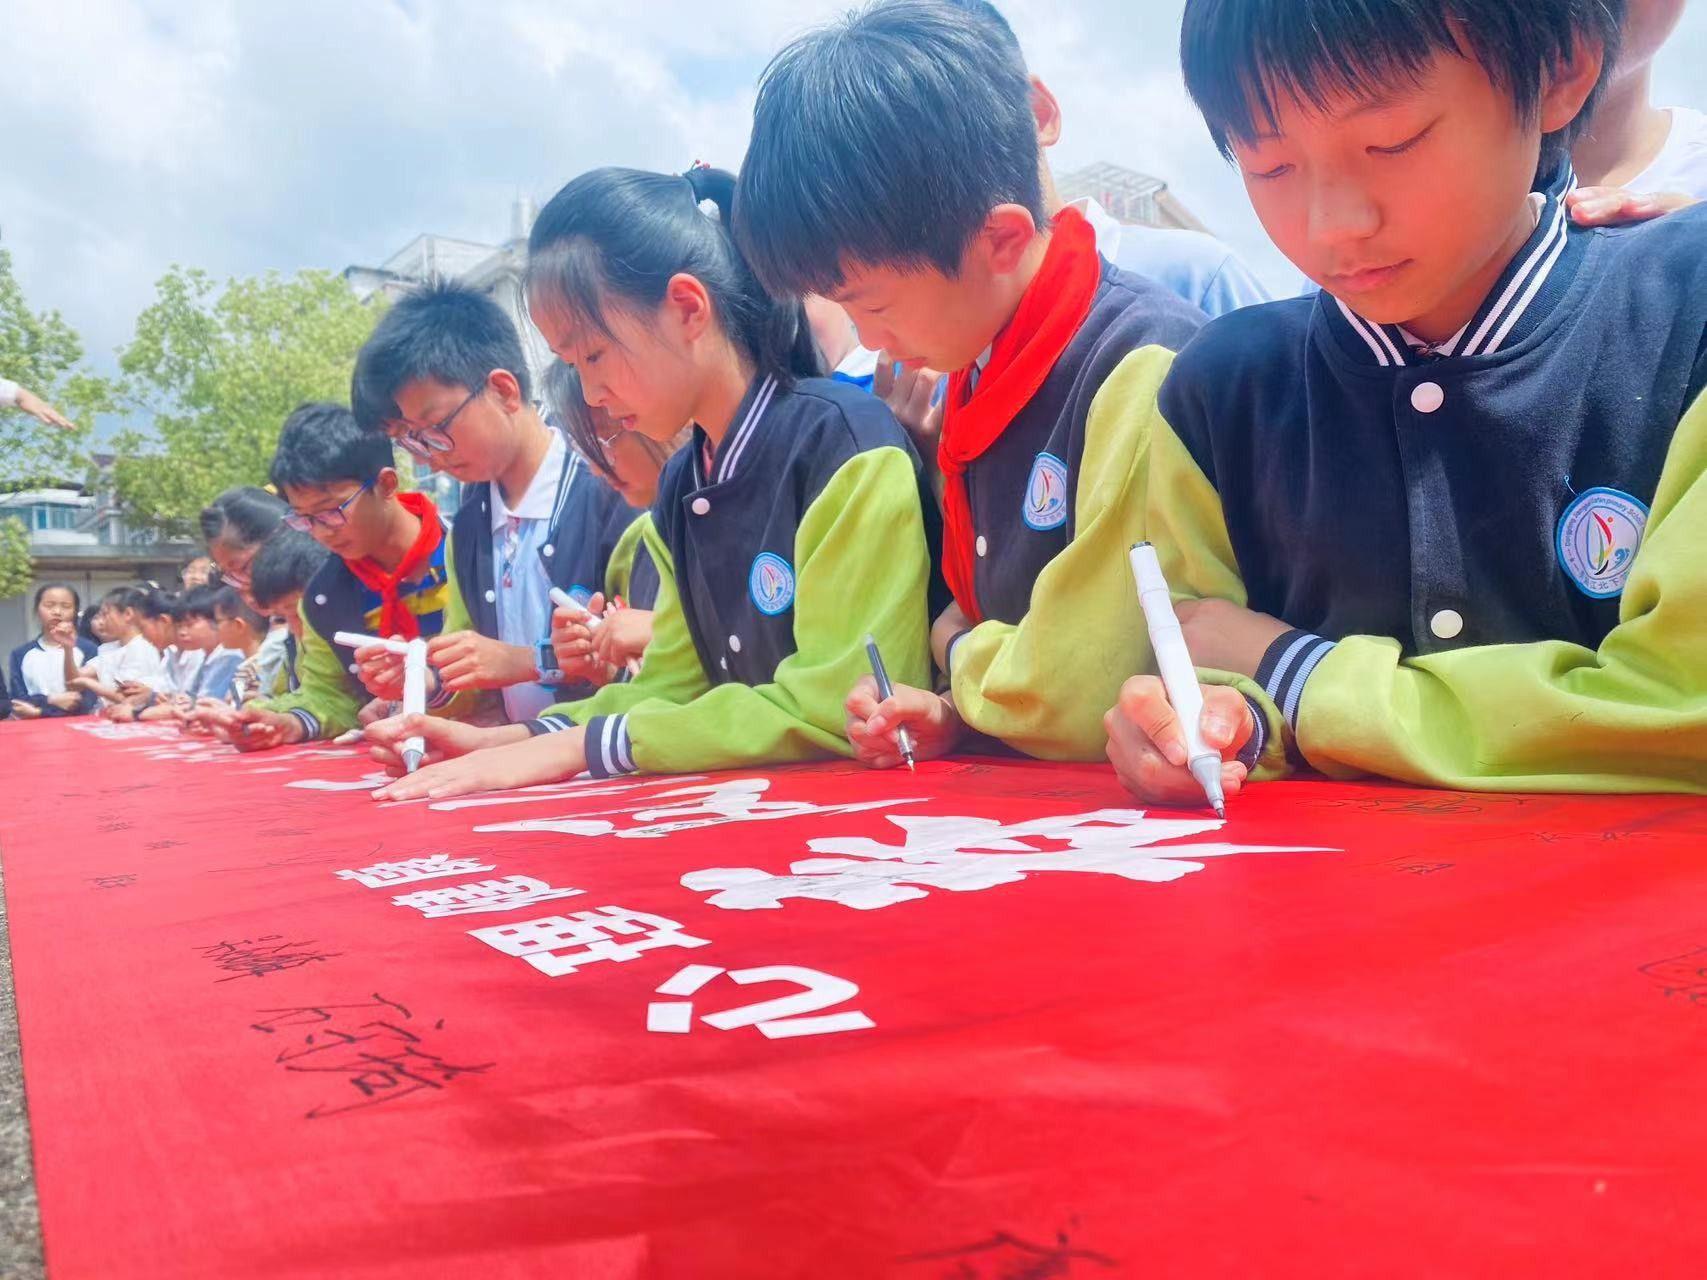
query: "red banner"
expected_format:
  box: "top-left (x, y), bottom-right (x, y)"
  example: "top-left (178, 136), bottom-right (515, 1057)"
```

top-left (3, 719), bottom-right (1707, 1279)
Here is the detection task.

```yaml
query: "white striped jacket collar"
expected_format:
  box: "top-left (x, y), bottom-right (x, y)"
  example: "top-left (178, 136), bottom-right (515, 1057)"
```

top-left (694, 374), bottom-right (780, 489)
top-left (1328, 162), bottom-right (1579, 368)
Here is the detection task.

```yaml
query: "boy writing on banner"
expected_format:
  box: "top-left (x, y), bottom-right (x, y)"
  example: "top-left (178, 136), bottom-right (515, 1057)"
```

top-left (350, 281), bottom-right (635, 723)
top-left (1106, 0), bottom-right (1707, 800)
top-left (733, 0), bottom-right (1205, 766)
top-left (225, 403), bottom-right (465, 749)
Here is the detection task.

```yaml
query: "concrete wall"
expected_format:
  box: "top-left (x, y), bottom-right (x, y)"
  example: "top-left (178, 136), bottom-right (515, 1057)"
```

top-left (0, 554), bottom-right (192, 659)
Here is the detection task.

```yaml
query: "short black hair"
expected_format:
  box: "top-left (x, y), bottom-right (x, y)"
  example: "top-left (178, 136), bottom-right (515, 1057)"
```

top-left (180, 584), bottom-right (224, 621)
top-left (350, 280), bottom-right (532, 433)
top-left (137, 588), bottom-right (176, 620)
top-left (102, 585), bottom-right (147, 615)
top-left (210, 583), bottom-right (267, 631)
top-left (269, 402), bottom-right (397, 493)
top-left (735, 0), bottom-right (1043, 297)
top-left (248, 529), bottom-right (331, 612)
top-left (199, 486), bottom-right (286, 550)
top-left (1181, 0), bottom-right (1625, 172)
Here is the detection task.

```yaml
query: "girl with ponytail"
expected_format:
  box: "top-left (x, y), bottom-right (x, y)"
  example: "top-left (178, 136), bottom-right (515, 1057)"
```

top-left (365, 164), bottom-right (937, 800)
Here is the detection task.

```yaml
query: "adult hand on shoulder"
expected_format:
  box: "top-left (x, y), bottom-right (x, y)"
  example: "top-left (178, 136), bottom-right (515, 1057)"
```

top-left (1104, 676), bottom-right (1253, 807)
top-left (354, 637), bottom-right (407, 700)
top-left (845, 675), bottom-right (963, 768)
top-left (1176, 598), bottom-right (1289, 681)
top-left (428, 630), bottom-right (535, 692)
top-left (1566, 186), bottom-right (1696, 227)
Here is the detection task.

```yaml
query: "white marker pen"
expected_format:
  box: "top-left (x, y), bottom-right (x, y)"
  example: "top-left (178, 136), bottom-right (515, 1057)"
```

top-left (1128, 542), bottom-right (1227, 819)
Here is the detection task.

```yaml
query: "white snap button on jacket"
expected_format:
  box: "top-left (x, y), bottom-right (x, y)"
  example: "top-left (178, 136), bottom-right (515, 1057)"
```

top-left (1411, 381), bottom-right (1445, 414)
top-left (542, 544), bottom-right (555, 557)
top-left (1430, 609), bottom-right (1464, 640)
top-left (729, 635), bottom-right (742, 653)
top-left (314, 594), bottom-right (327, 606)
top-left (485, 589), bottom-right (497, 603)
top-left (691, 497), bottom-right (711, 516)
top-left (975, 535), bottom-right (988, 557)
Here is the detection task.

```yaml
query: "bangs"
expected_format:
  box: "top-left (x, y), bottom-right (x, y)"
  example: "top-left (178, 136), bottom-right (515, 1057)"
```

top-left (1183, 0), bottom-right (1465, 156)
top-left (523, 237), bottom-right (626, 350)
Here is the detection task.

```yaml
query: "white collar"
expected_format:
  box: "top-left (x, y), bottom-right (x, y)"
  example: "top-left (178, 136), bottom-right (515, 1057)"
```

top-left (491, 429), bottom-right (567, 531)
top-left (834, 345), bottom-right (881, 380)
top-left (1067, 196), bottom-right (1123, 261)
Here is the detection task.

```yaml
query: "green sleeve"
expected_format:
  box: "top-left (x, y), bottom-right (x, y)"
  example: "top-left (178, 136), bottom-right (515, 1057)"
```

top-left (603, 513), bottom-right (649, 603)
top-left (561, 446), bottom-right (931, 773)
top-left (1293, 389), bottom-right (1707, 794)
top-left (255, 604), bottom-right (360, 739)
top-left (948, 346), bottom-right (1287, 769)
top-left (552, 534), bottom-right (715, 722)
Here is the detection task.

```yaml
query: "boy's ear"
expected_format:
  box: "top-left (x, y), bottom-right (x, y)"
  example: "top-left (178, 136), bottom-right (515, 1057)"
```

top-left (374, 467), bottom-right (401, 499)
top-left (487, 368), bottom-right (525, 414)
top-left (661, 272), bottom-right (715, 346)
top-left (1030, 75), bottom-right (1063, 150)
top-left (1539, 33), bottom-right (1607, 135)
top-left (972, 204), bottom-right (1043, 277)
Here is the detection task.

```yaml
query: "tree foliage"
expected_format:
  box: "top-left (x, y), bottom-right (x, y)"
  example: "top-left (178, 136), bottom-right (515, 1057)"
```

top-left (112, 267), bottom-right (384, 534)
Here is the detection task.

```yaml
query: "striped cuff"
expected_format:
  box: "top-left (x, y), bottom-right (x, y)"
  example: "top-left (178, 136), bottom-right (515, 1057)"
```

top-left (582, 714), bottom-right (637, 779)
top-left (1235, 695), bottom-right (1268, 772)
top-left (526, 713), bottom-right (576, 737)
top-left (289, 709), bottom-right (321, 740)
top-left (1255, 629), bottom-right (1335, 731)
top-left (0, 378), bottom-right (18, 408)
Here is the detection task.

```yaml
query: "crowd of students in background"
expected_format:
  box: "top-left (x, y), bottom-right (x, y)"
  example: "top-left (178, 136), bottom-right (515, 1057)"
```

top-left (6, 0), bottom-right (1705, 806)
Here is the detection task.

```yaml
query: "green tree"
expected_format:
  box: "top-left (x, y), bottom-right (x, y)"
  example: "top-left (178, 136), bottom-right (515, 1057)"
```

top-left (112, 267), bottom-right (384, 534)
top-left (0, 247), bottom-right (116, 594)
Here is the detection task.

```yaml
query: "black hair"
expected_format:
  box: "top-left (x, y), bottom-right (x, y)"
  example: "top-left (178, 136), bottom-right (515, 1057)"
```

top-left (526, 165), bottom-right (821, 387)
top-left (199, 486), bottom-right (286, 550)
top-left (101, 585), bottom-right (148, 615)
top-left (33, 581), bottom-right (80, 612)
top-left (77, 604), bottom-right (100, 642)
top-left (137, 588), bottom-right (176, 621)
top-left (248, 529), bottom-right (331, 612)
top-left (734, 0), bottom-right (1043, 297)
top-left (350, 279), bottom-right (532, 432)
top-left (268, 402), bottom-right (397, 493)
top-left (1181, 0), bottom-right (1626, 172)
top-left (180, 584), bottom-right (224, 622)
top-left (209, 583), bottom-right (267, 633)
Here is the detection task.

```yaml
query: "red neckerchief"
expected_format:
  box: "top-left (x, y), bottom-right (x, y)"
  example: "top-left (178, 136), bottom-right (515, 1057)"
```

top-left (938, 206), bottom-right (1102, 622)
top-left (344, 491), bottom-right (442, 640)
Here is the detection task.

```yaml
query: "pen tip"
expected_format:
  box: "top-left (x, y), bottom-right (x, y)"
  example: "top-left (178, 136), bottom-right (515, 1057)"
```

top-left (1214, 804), bottom-right (1226, 820)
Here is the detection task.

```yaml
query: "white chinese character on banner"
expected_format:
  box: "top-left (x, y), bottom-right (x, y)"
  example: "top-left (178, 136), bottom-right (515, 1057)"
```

top-left (469, 906), bottom-right (710, 977)
top-left (336, 854), bottom-right (498, 889)
top-left (391, 875), bottom-right (585, 918)
top-left (290, 771), bottom-right (394, 792)
top-left (474, 778), bottom-right (923, 841)
top-left (683, 810), bottom-right (1333, 910)
top-left (645, 964), bottom-right (875, 1038)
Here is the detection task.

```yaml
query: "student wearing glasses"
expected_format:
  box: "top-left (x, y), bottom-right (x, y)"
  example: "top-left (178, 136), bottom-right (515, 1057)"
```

top-left (225, 402), bottom-right (465, 750)
top-left (349, 281), bottom-right (634, 723)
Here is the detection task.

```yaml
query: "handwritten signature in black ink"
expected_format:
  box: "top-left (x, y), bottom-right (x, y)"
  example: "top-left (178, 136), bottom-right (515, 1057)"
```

top-left (898, 1227), bottom-right (1118, 1279)
top-left (196, 935), bottom-right (342, 983)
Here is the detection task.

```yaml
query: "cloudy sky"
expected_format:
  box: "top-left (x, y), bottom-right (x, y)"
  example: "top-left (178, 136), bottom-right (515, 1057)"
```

top-left (3, 0), bottom-right (1704, 381)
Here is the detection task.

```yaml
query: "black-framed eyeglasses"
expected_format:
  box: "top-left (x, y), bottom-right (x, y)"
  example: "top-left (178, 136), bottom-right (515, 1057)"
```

top-left (387, 385), bottom-right (483, 461)
top-left (283, 481), bottom-right (374, 533)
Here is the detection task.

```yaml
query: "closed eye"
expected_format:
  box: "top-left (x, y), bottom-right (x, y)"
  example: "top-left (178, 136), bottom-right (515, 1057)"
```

top-left (1246, 163), bottom-right (1293, 181)
top-left (1371, 122), bottom-right (1436, 157)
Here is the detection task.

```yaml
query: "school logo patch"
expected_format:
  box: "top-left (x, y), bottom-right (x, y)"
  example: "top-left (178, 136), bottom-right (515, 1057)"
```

top-left (1022, 452), bottom-right (1070, 531)
top-left (749, 552), bottom-right (796, 616)
top-left (1556, 487), bottom-right (1648, 599)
